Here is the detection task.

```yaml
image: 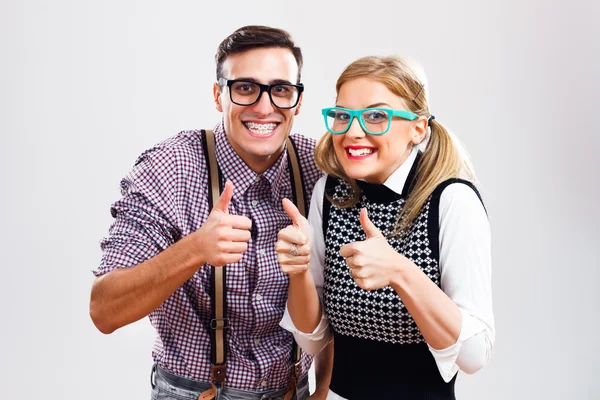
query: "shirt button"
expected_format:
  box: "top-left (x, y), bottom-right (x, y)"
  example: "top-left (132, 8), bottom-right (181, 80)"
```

top-left (254, 337), bottom-right (261, 345)
top-left (258, 249), bottom-right (266, 256)
top-left (251, 200), bottom-right (258, 207)
top-left (255, 175), bottom-right (261, 182)
top-left (260, 380), bottom-right (268, 387)
top-left (255, 294), bottom-right (263, 301)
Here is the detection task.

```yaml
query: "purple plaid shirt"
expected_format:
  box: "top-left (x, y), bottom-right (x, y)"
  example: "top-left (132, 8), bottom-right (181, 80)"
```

top-left (95, 121), bottom-right (323, 391)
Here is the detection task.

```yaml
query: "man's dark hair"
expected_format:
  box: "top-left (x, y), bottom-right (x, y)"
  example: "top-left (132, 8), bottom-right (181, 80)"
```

top-left (215, 25), bottom-right (303, 83)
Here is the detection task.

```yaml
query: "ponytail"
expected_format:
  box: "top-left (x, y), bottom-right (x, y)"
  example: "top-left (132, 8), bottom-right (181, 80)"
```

top-left (394, 118), bottom-right (476, 236)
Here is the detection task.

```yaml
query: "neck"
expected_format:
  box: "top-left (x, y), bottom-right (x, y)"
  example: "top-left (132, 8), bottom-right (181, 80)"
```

top-left (247, 153), bottom-right (281, 174)
top-left (242, 144), bottom-right (286, 174)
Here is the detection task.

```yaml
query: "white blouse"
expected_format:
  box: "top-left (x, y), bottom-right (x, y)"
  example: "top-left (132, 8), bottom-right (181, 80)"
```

top-left (280, 149), bottom-right (495, 398)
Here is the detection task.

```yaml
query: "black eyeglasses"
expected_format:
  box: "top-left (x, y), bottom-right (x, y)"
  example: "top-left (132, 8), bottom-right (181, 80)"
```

top-left (218, 78), bottom-right (304, 109)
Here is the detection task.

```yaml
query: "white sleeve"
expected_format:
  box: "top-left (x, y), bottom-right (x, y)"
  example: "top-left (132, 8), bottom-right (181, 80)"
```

top-left (280, 175), bottom-right (332, 355)
top-left (427, 183), bottom-right (496, 382)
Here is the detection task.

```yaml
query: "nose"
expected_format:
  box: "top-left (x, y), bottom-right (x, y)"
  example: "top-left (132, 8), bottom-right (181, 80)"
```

top-left (345, 116), bottom-right (366, 139)
top-left (251, 90), bottom-right (275, 117)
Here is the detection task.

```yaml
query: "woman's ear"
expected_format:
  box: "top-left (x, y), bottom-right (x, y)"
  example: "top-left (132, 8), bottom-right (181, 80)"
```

top-left (411, 116), bottom-right (428, 145)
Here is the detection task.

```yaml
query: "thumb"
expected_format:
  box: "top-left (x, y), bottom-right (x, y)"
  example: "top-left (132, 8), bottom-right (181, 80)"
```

top-left (213, 180), bottom-right (234, 213)
top-left (360, 208), bottom-right (383, 239)
top-left (282, 198), bottom-right (310, 232)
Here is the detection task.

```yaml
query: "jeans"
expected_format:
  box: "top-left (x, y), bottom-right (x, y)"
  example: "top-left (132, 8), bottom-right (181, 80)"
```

top-left (150, 364), bottom-right (310, 400)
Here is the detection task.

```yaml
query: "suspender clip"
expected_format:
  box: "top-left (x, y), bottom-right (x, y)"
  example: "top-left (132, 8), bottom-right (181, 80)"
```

top-left (210, 318), bottom-right (229, 330)
top-left (211, 364), bottom-right (227, 386)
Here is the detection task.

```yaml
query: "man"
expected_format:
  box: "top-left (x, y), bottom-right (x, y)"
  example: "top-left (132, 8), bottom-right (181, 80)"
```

top-left (90, 25), bottom-right (331, 400)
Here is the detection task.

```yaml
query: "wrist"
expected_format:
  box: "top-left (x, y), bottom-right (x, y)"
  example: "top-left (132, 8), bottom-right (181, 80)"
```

top-left (389, 253), bottom-right (414, 291)
top-left (177, 233), bottom-right (207, 270)
top-left (289, 269), bottom-right (313, 285)
top-left (312, 385), bottom-right (329, 397)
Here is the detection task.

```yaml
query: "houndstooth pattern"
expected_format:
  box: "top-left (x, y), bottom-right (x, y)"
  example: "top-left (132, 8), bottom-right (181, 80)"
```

top-left (323, 178), bottom-right (439, 345)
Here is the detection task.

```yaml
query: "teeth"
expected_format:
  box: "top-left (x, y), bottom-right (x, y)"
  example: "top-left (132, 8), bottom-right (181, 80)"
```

top-left (244, 122), bottom-right (277, 135)
top-left (348, 148), bottom-right (374, 156)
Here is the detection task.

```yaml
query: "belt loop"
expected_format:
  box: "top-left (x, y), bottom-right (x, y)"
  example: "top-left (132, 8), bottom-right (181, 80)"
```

top-left (150, 363), bottom-right (157, 389)
top-left (215, 384), bottom-right (223, 400)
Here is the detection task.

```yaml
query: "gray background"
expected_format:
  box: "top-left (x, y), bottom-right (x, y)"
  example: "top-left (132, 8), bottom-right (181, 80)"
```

top-left (1, 0), bottom-right (599, 399)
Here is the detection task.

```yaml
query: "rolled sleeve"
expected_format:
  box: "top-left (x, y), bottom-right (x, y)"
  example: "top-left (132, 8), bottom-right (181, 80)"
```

top-left (427, 308), bottom-right (494, 382)
top-left (94, 150), bottom-right (181, 276)
top-left (280, 302), bottom-right (332, 356)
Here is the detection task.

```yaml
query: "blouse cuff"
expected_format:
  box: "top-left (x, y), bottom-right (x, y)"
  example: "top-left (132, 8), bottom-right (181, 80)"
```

top-left (427, 307), bottom-right (486, 382)
top-left (280, 304), bottom-right (332, 355)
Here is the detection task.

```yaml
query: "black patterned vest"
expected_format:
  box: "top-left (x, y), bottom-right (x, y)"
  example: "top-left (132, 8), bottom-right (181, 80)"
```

top-left (322, 155), bottom-right (482, 399)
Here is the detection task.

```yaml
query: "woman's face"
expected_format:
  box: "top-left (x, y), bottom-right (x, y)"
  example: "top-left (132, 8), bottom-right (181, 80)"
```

top-left (332, 77), bottom-right (426, 184)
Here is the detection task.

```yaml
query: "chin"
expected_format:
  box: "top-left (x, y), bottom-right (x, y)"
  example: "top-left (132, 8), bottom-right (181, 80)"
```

top-left (342, 167), bottom-right (370, 182)
top-left (251, 139), bottom-right (286, 157)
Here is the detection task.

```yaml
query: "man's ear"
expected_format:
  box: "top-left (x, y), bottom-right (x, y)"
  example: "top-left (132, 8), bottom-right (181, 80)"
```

top-left (294, 92), bottom-right (303, 116)
top-left (213, 82), bottom-right (223, 112)
top-left (411, 116), bottom-right (428, 145)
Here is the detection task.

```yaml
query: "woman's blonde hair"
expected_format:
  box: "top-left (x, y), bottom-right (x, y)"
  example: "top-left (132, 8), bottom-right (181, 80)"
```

top-left (315, 55), bottom-right (476, 235)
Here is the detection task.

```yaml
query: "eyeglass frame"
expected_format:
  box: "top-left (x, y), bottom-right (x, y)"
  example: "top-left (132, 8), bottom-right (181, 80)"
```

top-left (321, 107), bottom-right (419, 135)
top-left (217, 78), bottom-right (304, 110)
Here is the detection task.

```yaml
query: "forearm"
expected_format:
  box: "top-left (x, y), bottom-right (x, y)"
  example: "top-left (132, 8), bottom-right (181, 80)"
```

top-left (287, 272), bottom-right (322, 334)
top-left (90, 235), bottom-right (204, 334)
top-left (312, 339), bottom-right (333, 397)
top-left (391, 261), bottom-right (461, 350)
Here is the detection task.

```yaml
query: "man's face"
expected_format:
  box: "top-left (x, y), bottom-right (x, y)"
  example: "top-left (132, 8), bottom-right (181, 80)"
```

top-left (214, 47), bottom-right (302, 173)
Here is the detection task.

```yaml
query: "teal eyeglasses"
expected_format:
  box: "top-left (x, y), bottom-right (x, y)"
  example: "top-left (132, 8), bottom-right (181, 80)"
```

top-left (322, 107), bottom-right (418, 135)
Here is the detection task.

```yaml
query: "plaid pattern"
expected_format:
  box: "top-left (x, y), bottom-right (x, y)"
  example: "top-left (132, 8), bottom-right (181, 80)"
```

top-left (95, 120), bottom-right (323, 391)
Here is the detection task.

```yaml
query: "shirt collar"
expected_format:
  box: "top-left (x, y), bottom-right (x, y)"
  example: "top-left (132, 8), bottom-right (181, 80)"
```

top-left (379, 147), bottom-right (419, 196)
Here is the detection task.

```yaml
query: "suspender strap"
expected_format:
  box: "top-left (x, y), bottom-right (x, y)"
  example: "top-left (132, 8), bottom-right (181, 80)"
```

top-left (203, 129), bottom-right (228, 364)
top-left (286, 136), bottom-right (307, 217)
top-left (204, 129), bottom-right (221, 216)
top-left (284, 136), bottom-right (305, 400)
top-left (199, 129), bottom-right (227, 400)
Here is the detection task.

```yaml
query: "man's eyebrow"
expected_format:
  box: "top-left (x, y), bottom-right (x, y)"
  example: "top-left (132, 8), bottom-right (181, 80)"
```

top-left (233, 77), bottom-right (260, 84)
top-left (269, 79), bottom-right (294, 85)
top-left (234, 77), bottom-right (294, 85)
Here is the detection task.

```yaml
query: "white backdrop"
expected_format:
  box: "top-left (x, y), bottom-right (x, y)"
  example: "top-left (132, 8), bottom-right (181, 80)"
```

top-left (1, 1), bottom-right (599, 399)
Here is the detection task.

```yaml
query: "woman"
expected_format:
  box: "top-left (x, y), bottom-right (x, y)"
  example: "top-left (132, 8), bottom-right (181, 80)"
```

top-left (276, 56), bottom-right (494, 399)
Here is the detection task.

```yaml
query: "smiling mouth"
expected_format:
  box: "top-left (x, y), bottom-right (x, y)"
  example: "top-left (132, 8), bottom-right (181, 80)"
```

top-left (346, 147), bottom-right (377, 157)
top-left (243, 122), bottom-right (279, 136)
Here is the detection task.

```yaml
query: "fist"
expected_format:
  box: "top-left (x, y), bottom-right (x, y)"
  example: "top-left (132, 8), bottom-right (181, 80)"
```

top-left (275, 199), bottom-right (312, 276)
top-left (195, 181), bottom-right (252, 266)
